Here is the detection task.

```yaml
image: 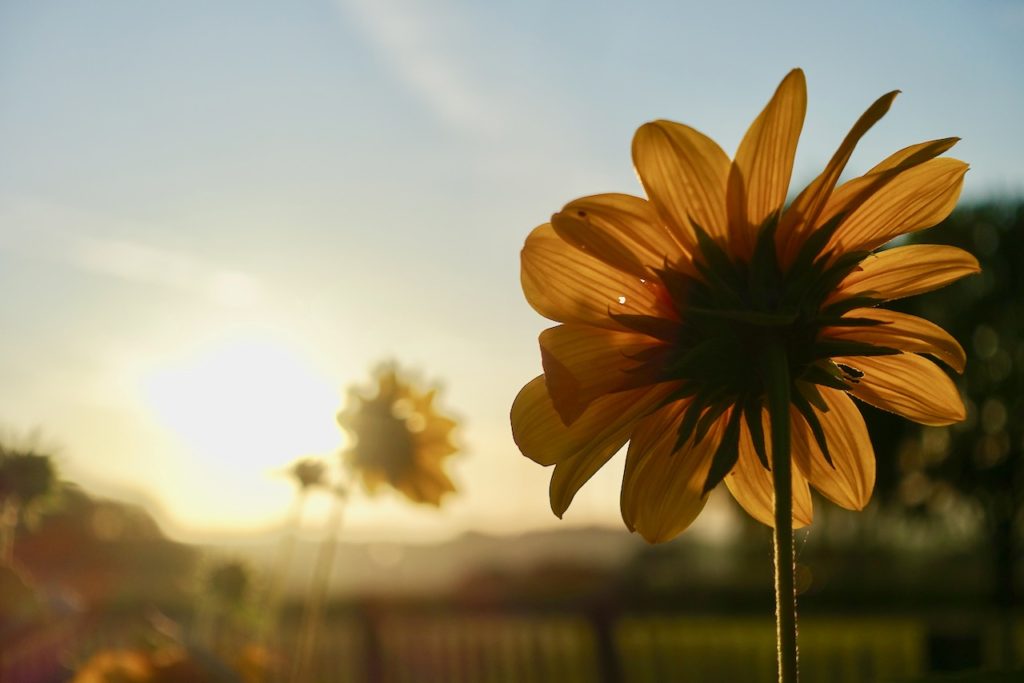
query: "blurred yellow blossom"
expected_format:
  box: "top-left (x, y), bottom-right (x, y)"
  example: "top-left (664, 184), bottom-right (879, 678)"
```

top-left (338, 363), bottom-right (459, 506)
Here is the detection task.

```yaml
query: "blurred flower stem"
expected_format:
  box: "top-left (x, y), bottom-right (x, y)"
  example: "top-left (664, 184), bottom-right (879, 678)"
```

top-left (266, 488), bottom-right (306, 611)
top-left (265, 460), bottom-right (326, 623)
top-left (0, 499), bottom-right (18, 563)
top-left (764, 341), bottom-right (798, 683)
top-left (290, 483), bottom-right (348, 683)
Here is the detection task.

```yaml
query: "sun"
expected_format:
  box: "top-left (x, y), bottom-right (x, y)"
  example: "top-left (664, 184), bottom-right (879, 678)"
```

top-left (141, 334), bottom-right (342, 483)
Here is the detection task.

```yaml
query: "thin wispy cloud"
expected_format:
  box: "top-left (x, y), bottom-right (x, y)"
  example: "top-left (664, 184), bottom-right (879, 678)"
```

top-left (338, 0), bottom-right (501, 136)
top-left (0, 200), bottom-right (262, 308)
top-left (74, 238), bottom-right (262, 307)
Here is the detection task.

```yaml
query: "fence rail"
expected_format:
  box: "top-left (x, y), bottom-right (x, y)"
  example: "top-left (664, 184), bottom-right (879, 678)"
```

top-left (4, 611), bottom-right (1021, 682)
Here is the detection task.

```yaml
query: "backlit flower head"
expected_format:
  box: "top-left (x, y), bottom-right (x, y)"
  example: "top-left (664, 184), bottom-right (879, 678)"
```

top-left (286, 458), bottom-right (327, 492)
top-left (512, 69), bottom-right (976, 543)
top-left (337, 363), bottom-right (458, 506)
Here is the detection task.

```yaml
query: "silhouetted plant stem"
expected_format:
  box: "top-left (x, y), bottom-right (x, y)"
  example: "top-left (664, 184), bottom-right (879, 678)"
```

top-left (291, 488), bottom-right (347, 683)
top-left (0, 500), bottom-right (20, 564)
top-left (272, 489), bottom-right (307, 599)
top-left (260, 488), bottom-right (308, 682)
top-left (763, 341), bottom-right (798, 683)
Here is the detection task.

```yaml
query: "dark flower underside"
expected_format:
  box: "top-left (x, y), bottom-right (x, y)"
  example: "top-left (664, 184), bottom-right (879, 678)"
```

top-left (349, 400), bottom-right (417, 479)
top-left (610, 212), bottom-right (899, 493)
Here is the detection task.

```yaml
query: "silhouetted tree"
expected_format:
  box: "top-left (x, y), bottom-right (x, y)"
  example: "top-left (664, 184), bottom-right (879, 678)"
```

top-left (869, 201), bottom-right (1024, 662)
top-left (0, 445), bottom-right (57, 563)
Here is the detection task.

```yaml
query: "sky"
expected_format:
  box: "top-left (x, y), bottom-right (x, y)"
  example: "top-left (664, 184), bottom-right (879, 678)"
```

top-left (1, 0), bottom-right (1022, 543)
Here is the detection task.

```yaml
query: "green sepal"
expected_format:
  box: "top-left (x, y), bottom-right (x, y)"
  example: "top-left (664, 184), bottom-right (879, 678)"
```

top-left (651, 382), bottom-right (699, 413)
top-left (659, 339), bottom-right (722, 379)
top-left (672, 385), bottom-right (731, 452)
top-left (692, 222), bottom-right (741, 280)
top-left (702, 407), bottom-right (743, 495)
top-left (621, 344), bottom-right (674, 363)
top-left (743, 396), bottom-right (770, 471)
top-left (819, 295), bottom-right (883, 319)
top-left (815, 316), bottom-right (885, 328)
top-left (811, 250), bottom-right (871, 295)
top-left (790, 212), bottom-right (846, 274)
top-left (796, 380), bottom-right (830, 414)
top-left (748, 212), bottom-right (782, 308)
top-left (673, 398), bottom-right (706, 453)
top-left (653, 265), bottom-right (692, 315)
top-left (791, 389), bottom-right (834, 468)
top-left (802, 363), bottom-right (852, 391)
top-left (686, 306), bottom-right (799, 326)
top-left (691, 223), bottom-right (745, 303)
top-left (694, 400), bottom-right (729, 446)
top-left (812, 340), bottom-right (901, 359)
top-left (836, 363), bottom-right (864, 379)
top-left (609, 313), bottom-right (683, 342)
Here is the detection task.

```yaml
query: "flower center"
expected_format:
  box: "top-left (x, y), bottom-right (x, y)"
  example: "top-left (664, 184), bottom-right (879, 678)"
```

top-left (612, 214), bottom-right (896, 488)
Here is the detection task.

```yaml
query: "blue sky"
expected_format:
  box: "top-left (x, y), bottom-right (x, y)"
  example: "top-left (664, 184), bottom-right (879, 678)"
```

top-left (1, 0), bottom-right (1021, 541)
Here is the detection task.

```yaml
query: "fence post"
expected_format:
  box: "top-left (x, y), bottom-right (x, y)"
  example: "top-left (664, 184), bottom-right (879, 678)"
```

top-left (589, 604), bottom-right (622, 683)
top-left (358, 601), bottom-right (384, 683)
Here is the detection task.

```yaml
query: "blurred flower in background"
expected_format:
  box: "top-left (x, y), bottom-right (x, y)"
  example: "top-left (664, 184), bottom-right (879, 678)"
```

top-left (338, 363), bottom-right (459, 506)
top-left (71, 648), bottom-right (151, 683)
top-left (286, 458), bottom-right (327, 493)
top-left (207, 560), bottom-right (250, 608)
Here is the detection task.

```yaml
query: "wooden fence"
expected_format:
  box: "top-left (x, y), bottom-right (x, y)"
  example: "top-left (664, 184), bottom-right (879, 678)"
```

top-left (3, 611), bottom-right (1020, 682)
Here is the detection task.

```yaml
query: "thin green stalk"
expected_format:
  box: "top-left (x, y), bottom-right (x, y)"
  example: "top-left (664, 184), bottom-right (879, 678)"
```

top-left (291, 489), bottom-right (347, 683)
top-left (1, 500), bottom-right (20, 565)
top-left (268, 491), bottom-right (308, 612)
top-left (260, 489), bottom-right (307, 683)
top-left (762, 341), bottom-right (798, 683)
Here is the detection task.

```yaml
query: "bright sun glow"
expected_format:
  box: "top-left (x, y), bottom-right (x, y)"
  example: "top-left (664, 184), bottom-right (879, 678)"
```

top-left (141, 334), bottom-right (343, 492)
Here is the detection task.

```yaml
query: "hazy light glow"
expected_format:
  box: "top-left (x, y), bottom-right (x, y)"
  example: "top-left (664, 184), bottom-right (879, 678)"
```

top-left (0, 0), bottom-right (1020, 541)
top-left (140, 334), bottom-right (343, 530)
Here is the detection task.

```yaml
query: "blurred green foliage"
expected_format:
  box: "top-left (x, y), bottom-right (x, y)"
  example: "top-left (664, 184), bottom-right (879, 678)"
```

top-left (869, 202), bottom-right (1023, 603)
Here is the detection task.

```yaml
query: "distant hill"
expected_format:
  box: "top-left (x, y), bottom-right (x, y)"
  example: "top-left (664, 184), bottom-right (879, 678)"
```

top-left (201, 526), bottom-right (647, 600)
top-left (14, 484), bottom-right (198, 609)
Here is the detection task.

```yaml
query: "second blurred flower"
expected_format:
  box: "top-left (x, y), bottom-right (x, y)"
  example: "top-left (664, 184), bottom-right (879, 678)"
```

top-left (337, 363), bottom-right (459, 506)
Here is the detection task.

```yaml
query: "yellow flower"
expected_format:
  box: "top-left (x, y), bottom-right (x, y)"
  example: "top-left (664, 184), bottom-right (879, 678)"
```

top-left (338, 364), bottom-right (459, 506)
top-left (72, 649), bottom-right (151, 683)
top-left (511, 69), bottom-right (976, 543)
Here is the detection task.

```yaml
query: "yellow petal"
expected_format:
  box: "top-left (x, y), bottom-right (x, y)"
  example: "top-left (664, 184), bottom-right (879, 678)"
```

top-left (724, 407), bottom-right (813, 528)
top-left (817, 137), bottom-right (960, 234)
top-left (829, 244), bottom-right (980, 304)
top-left (823, 308), bottom-right (966, 373)
top-left (791, 386), bottom-right (875, 510)
top-left (552, 193), bottom-right (690, 279)
top-left (727, 68), bottom-right (806, 258)
top-left (835, 354), bottom-right (966, 426)
top-left (870, 138), bottom-right (962, 175)
top-left (396, 466), bottom-right (456, 507)
top-left (540, 324), bottom-right (667, 425)
top-left (778, 90), bottom-right (899, 264)
top-left (521, 223), bottom-right (670, 328)
top-left (510, 376), bottom-right (672, 516)
top-left (632, 120), bottom-right (730, 251)
top-left (619, 402), bottom-right (724, 544)
top-left (828, 157), bottom-right (967, 253)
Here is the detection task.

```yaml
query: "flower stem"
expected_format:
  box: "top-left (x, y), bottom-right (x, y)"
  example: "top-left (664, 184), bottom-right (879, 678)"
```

top-left (291, 488), bottom-right (347, 683)
top-left (1, 500), bottom-right (20, 565)
top-left (762, 341), bottom-right (798, 683)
